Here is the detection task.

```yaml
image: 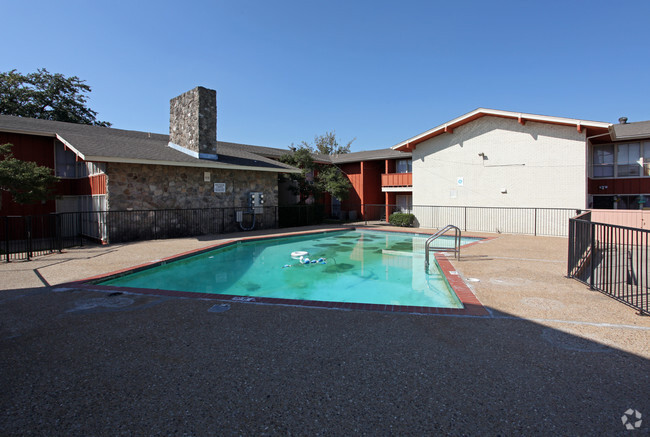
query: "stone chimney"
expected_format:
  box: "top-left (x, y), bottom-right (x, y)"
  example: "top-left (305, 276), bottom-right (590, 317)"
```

top-left (169, 86), bottom-right (218, 160)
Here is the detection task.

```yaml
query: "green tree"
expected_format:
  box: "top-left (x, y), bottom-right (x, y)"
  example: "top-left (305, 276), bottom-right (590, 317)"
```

top-left (0, 68), bottom-right (111, 126)
top-left (0, 143), bottom-right (59, 205)
top-left (280, 132), bottom-right (353, 203)
top-left (314, 164), bottom-right (352, 201)
top-left (280, 147), bottom-right (318, 202)
top-left (301, 131), bottom-right (354, 155)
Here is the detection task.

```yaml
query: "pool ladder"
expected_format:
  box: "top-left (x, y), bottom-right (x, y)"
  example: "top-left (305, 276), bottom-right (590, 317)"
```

top-left (424, 224), bottom-right (462, 271)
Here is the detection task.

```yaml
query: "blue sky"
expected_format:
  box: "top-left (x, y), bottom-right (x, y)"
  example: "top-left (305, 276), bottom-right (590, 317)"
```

top-left (3, 0), bottom-right (649, 152)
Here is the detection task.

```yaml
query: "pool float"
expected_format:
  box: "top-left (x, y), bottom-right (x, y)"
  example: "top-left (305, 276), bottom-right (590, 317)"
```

top-left (291, 251), bottom-right (309, 259)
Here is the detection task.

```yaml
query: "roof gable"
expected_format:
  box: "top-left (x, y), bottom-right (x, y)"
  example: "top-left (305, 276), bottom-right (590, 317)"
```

top-left (392, 108), bottom-right (611, 152)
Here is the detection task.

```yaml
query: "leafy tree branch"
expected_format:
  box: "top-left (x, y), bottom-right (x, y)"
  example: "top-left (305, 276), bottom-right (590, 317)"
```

top-left (0, 143), bottom-right (59, 205)
top-left (0, 68), bottom-right (110, 126)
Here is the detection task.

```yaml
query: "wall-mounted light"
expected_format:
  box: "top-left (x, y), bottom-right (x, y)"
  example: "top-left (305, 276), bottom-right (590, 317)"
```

top-left (478, 152), bottom-right (485, 158)
top-left (598, 185), bottom-right (608, 190)
top-left (500, 188), bottom-right (507, 194)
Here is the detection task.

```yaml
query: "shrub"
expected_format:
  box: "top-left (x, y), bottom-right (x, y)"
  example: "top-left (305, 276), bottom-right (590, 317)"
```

top-left (388, 212), bottom-right (415, 227)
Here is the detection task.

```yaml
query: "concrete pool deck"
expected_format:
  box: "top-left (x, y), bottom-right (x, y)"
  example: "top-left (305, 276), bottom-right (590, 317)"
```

top-left (1, 225), bottom-right (649, 435)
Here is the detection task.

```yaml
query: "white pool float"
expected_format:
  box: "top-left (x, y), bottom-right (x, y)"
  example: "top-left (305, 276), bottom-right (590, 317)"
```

top-left (291, 251), bottom-right (309, 259)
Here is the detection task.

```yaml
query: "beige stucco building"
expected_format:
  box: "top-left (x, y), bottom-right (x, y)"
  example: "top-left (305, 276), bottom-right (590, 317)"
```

top-left (392, 109), bottom-right (611, 233)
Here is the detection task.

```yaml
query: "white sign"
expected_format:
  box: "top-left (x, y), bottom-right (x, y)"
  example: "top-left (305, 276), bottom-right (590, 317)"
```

top-left (204, 171), bottom-right (211, 182)
top-left (213, 183), bottom-right (226, 193)
top-left (457, 177), bottom-right (464, 186)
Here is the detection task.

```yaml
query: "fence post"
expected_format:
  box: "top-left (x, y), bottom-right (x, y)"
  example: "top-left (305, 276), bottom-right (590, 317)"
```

top-left (464, 207), bottom-right (467, 231)
top-left (534, 208), bottom-right (538, 236)
top-left (4, 217), bottom-right (9, 262)
top-left (589, 222), bottom-right (595, 290)
top-left (26, 216), bottom-right (32, 261)
top-left (56, 214), bottom-right (62, 252)
top-left (153, 210), bottom-right (157, 240)
top-left (78, 212), bottom-right (83, 247)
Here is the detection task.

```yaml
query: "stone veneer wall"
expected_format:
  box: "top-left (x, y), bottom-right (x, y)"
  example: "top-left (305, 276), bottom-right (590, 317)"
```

top-left (169, 86), bottom-right (217, 156)
top-left (106, 163), bottom-right (278, 210)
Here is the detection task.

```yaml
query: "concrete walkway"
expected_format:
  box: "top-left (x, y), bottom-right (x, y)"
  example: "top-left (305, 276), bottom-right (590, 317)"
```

top-left (1, 226), bottom-right (648, 435)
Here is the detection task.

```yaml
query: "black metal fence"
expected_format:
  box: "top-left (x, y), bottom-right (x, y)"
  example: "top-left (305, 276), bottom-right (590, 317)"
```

top-left (1, 205), bottom-right (325, 261)
top-left (568, 212), bottom-right (649, 315)
top-left (1, 214), bottom-right (84, 261)
top-left (2, 203), bottom-right (577, 262)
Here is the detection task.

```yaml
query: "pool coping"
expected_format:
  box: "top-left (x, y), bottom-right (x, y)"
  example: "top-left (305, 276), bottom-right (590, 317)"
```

top-left (59, 227), bottom-right (490, 317)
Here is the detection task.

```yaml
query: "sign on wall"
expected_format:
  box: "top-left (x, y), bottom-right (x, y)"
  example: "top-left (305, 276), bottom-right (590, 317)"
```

top-left (213, 183), bottom-right (226, 193)
top-left (457, 177), bottom-right (464, 186)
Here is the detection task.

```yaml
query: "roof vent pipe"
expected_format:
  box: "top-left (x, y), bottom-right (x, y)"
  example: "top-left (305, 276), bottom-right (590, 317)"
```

top-left (619, 117), bottom-right (628, 124)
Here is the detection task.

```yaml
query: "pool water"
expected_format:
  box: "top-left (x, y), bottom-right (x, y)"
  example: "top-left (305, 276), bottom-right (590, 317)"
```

top-left (100, 230), bottom-right (480, 309)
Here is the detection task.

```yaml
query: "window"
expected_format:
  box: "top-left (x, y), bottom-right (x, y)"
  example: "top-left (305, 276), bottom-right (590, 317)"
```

top-left (643, 142), bottom-right (650, 176)
top-left (396, 194), bottom-right (412, 212)
top-left (616, 143), bottom-right (641, 177)
top-left (55, 142), bottom-right (78, 177)
top-left (396, 159), bottom-right (412, 174)
top-left (591, 194), bottom-right (649, 210)
top-left (55, 142), bottom-right (105, 178)
top-left (592, 143), bottom-right (650, 178)
top-left (593, 145), bottom-right (614, 177)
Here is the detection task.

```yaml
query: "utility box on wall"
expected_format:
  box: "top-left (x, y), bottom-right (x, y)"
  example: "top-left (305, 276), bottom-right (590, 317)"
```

top-left (249, 192), bottom-right (264, 214)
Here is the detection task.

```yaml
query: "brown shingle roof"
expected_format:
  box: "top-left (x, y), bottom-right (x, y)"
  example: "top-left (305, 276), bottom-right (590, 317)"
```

top-left (0, 115), bottom-right (299, 173)
top-left (329, 148), bottom-right (412, 164)
top-left (609, 120), bottom-right (650, 141)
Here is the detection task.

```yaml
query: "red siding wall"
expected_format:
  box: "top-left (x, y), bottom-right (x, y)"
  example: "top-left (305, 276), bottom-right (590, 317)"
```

top-left (340, 162), bottom-right (361, 210)
top-left (588, 177), bottom-right (650, 195)
top-left (381, 172), bottom-right (412, 187)
top-left (0, 132), bottom-right (107, 216)
top-left (362, 160), bottom-right (384, 205)
top-left (0, 132), bottom-right (56, 215)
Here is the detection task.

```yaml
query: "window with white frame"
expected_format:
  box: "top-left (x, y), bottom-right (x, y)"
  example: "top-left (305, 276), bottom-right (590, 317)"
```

top-left (593, 142), bottom-right (650, 178)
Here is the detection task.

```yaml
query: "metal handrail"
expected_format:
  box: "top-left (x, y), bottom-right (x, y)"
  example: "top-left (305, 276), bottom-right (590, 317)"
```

top-left (425, 224), bottom-right (461, 270)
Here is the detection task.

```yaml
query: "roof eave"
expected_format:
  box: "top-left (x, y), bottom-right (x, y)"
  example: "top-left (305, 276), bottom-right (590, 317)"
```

top-left (83, 156), bottom-right (301, 173)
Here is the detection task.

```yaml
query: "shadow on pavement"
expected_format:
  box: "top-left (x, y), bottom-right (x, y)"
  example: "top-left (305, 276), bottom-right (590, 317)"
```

top-left (0, 286), bottom-right (648, 435)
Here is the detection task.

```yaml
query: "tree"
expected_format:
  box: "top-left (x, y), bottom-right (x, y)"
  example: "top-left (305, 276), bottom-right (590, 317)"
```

top-left (0, 68), bottom-right (111, 126)
top-left (0, 143), bottom-right (59, 205)
top-left (280, 147), bottom-right (319, 202)
top-left (280, 132), bottom-right (353, 203)
top-left (301, 131), bottom-right (354, 155)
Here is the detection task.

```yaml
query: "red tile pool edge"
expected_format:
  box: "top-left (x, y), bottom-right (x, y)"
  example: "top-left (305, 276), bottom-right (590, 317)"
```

top-left (61, 228), bottom-right (489, 317)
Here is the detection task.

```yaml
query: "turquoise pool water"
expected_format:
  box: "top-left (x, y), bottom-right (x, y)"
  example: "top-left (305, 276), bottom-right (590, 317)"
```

top-left (99, 230), bottom-right (480, 308)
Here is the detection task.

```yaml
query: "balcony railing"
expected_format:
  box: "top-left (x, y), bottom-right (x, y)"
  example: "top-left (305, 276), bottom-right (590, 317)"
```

top-left (382, 172), bottom-right (412, 187)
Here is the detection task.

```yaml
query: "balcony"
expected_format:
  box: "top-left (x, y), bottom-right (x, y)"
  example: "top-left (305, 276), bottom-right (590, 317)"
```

top-left (382, 172), bottom-right (412, 188)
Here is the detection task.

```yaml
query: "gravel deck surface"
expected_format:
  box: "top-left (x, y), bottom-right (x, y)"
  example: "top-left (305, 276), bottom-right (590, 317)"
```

top-left (1, 226), bottom-right (649, 435)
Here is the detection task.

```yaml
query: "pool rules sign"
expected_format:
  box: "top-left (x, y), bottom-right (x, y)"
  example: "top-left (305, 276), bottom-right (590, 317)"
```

top-left (213, 183), bottom-right (226, 193)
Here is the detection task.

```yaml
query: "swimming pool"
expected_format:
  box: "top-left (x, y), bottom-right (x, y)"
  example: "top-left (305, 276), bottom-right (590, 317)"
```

top-left (97, 229), bottom-right (483, 311)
